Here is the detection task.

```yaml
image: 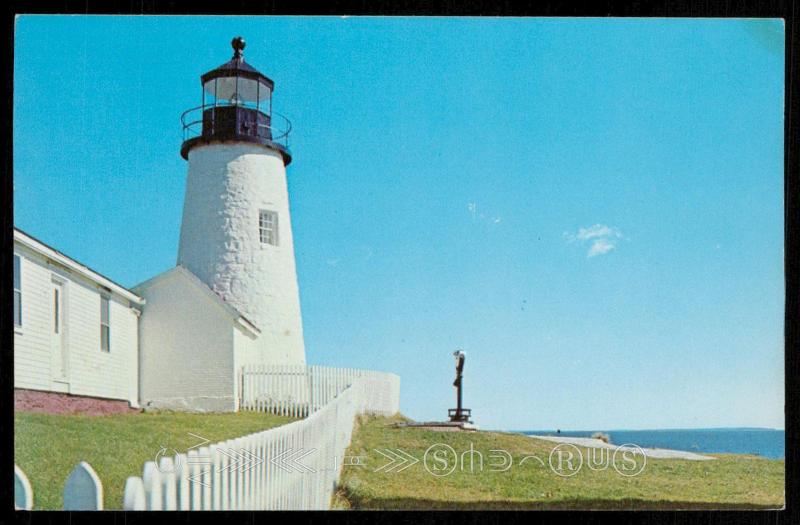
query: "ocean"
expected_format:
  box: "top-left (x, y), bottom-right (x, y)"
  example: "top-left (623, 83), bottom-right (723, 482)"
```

top-left (516, 428), bottom-right (785, 459)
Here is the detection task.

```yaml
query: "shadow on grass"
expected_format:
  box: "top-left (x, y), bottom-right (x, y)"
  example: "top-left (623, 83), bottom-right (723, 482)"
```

top-left (339, 492), bottom-right (782, 510)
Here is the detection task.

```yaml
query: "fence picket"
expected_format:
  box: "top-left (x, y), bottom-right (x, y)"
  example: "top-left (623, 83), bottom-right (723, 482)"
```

top-left (186, 450), bottom-right (201, 510)
top-left (175, 453), bottom-right (189, 510)
top-left (63, 461), bottom-right (103, 510)
top-left (142, 461), bottom-right (162, 510)
top-left (195, 446), bottom-right (211, 510)
top-left (14, 464), bottom-right (33, 510)
top-left (123, 476), bottom-right (146, 510)
top-left (157, 456), bottom-right (177, 510)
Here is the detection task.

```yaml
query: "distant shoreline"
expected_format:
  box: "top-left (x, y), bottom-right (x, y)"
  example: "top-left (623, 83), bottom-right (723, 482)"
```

top-left (510, 428), bottom-right (785, 460)
top-left (526, 434), bottom-right (716, 460)
top-left (512, 427), bottom-right (784, 433)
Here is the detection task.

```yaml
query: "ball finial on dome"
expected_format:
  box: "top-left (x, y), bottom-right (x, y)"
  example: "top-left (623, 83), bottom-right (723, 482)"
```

top-left (231, 36), bottom-right (246, 59)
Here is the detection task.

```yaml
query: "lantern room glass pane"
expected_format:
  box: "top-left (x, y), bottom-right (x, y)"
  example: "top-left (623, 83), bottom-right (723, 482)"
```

top-left (203, 77), bottom-right (272, 105)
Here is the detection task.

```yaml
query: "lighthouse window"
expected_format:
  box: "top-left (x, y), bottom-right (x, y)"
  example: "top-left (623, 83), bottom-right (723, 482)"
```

top-left (259, 210), bottom-right (279, 246)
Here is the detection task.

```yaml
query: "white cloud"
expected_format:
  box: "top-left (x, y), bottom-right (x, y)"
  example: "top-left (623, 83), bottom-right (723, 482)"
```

top-left (587, 238), bottom-right (616, 257)
top-left (576, 224), bottom-right (622, 241)
top-left (565, 223), bottom-right (623, 258)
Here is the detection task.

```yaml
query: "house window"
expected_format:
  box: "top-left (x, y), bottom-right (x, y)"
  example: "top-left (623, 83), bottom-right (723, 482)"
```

top-left (13, 254), bottom-right (21, 327)
top-left (100, 296), bottom-right (110, 352)
top-left (259, 210), bottom-right (279, 246)
top-left (53, 288), bottom-right (60, 334)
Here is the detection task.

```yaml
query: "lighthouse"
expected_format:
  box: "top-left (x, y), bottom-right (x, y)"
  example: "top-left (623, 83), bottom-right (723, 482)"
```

top-left (176, 37), bottom-right (306, 367)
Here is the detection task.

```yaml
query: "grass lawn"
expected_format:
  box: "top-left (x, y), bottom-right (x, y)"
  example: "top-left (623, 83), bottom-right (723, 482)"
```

top-left (334, 415), bottom-right (785, 510)
top-left (14, 410), bottom-right (296, 509)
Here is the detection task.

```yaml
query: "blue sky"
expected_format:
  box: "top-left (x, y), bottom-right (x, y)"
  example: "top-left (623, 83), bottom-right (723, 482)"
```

top-left (14, 16), bottom-right (784, 430)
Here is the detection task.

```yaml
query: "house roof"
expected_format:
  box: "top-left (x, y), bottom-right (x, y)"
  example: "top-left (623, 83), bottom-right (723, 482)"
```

top-left (13, 228), bottom-right (144, 305)
top-left (132, 265), bottom-right (261, 337)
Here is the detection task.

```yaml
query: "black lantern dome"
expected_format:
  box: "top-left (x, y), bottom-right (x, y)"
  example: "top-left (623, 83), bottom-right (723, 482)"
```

top-left (180, 37), bottom-right (292, 164)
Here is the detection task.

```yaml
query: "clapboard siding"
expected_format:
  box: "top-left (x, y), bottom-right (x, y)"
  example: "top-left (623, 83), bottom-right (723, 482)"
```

top-left (66, 282), bottom-right (139, 404)
top-left (13, 246), bottom-right (53, 390)
top-left (13, 241), bottom-right (140, 405)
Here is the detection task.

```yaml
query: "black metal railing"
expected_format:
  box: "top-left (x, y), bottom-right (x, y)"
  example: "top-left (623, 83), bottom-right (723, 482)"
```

top-left (180, 102), bottom-right (292, 149)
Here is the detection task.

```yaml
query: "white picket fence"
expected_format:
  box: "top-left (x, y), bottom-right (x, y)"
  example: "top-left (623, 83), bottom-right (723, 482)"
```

top-left (123, 374), bottom-right (397, 510)
top-left (15, 366), bottom-right (400, 511)
top-left (240, 364), bottom-right (401, 417)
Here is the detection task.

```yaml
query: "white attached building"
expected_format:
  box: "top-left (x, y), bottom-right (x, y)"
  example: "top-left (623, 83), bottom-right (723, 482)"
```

top-left (13, 228), bottom-right (143, 406)
top-left (133, 266), bottom-right (263, 412)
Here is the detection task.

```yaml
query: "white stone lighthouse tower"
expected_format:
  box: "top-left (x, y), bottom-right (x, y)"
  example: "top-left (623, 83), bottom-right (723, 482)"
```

top-left (177, 37), bottom-right (306, 366)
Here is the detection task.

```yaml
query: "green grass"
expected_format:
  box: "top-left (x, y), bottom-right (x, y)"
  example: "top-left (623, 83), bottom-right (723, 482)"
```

top-left (14, 410), bottom-right (296, 510)
top-left (334, 415), bottom-right (785, 510)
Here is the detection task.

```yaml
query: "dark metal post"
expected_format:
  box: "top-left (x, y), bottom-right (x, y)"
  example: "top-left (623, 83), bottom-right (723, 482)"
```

top-left (456, 374), bottom-right (463, 419)
top-left (449, 350), bottom-right (469, 423)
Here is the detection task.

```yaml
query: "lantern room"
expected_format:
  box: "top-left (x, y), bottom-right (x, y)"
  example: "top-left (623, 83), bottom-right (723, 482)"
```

top-left (180, 36), bottom-right (292, 164)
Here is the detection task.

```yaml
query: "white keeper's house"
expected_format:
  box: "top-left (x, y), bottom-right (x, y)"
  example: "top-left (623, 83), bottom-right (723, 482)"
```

top-left (14, 37), bottom-right (310, 412)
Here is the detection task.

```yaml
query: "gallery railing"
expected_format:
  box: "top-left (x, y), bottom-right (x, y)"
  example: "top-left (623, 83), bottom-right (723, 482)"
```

top-left (180, 102), bottom-right (292, 149)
